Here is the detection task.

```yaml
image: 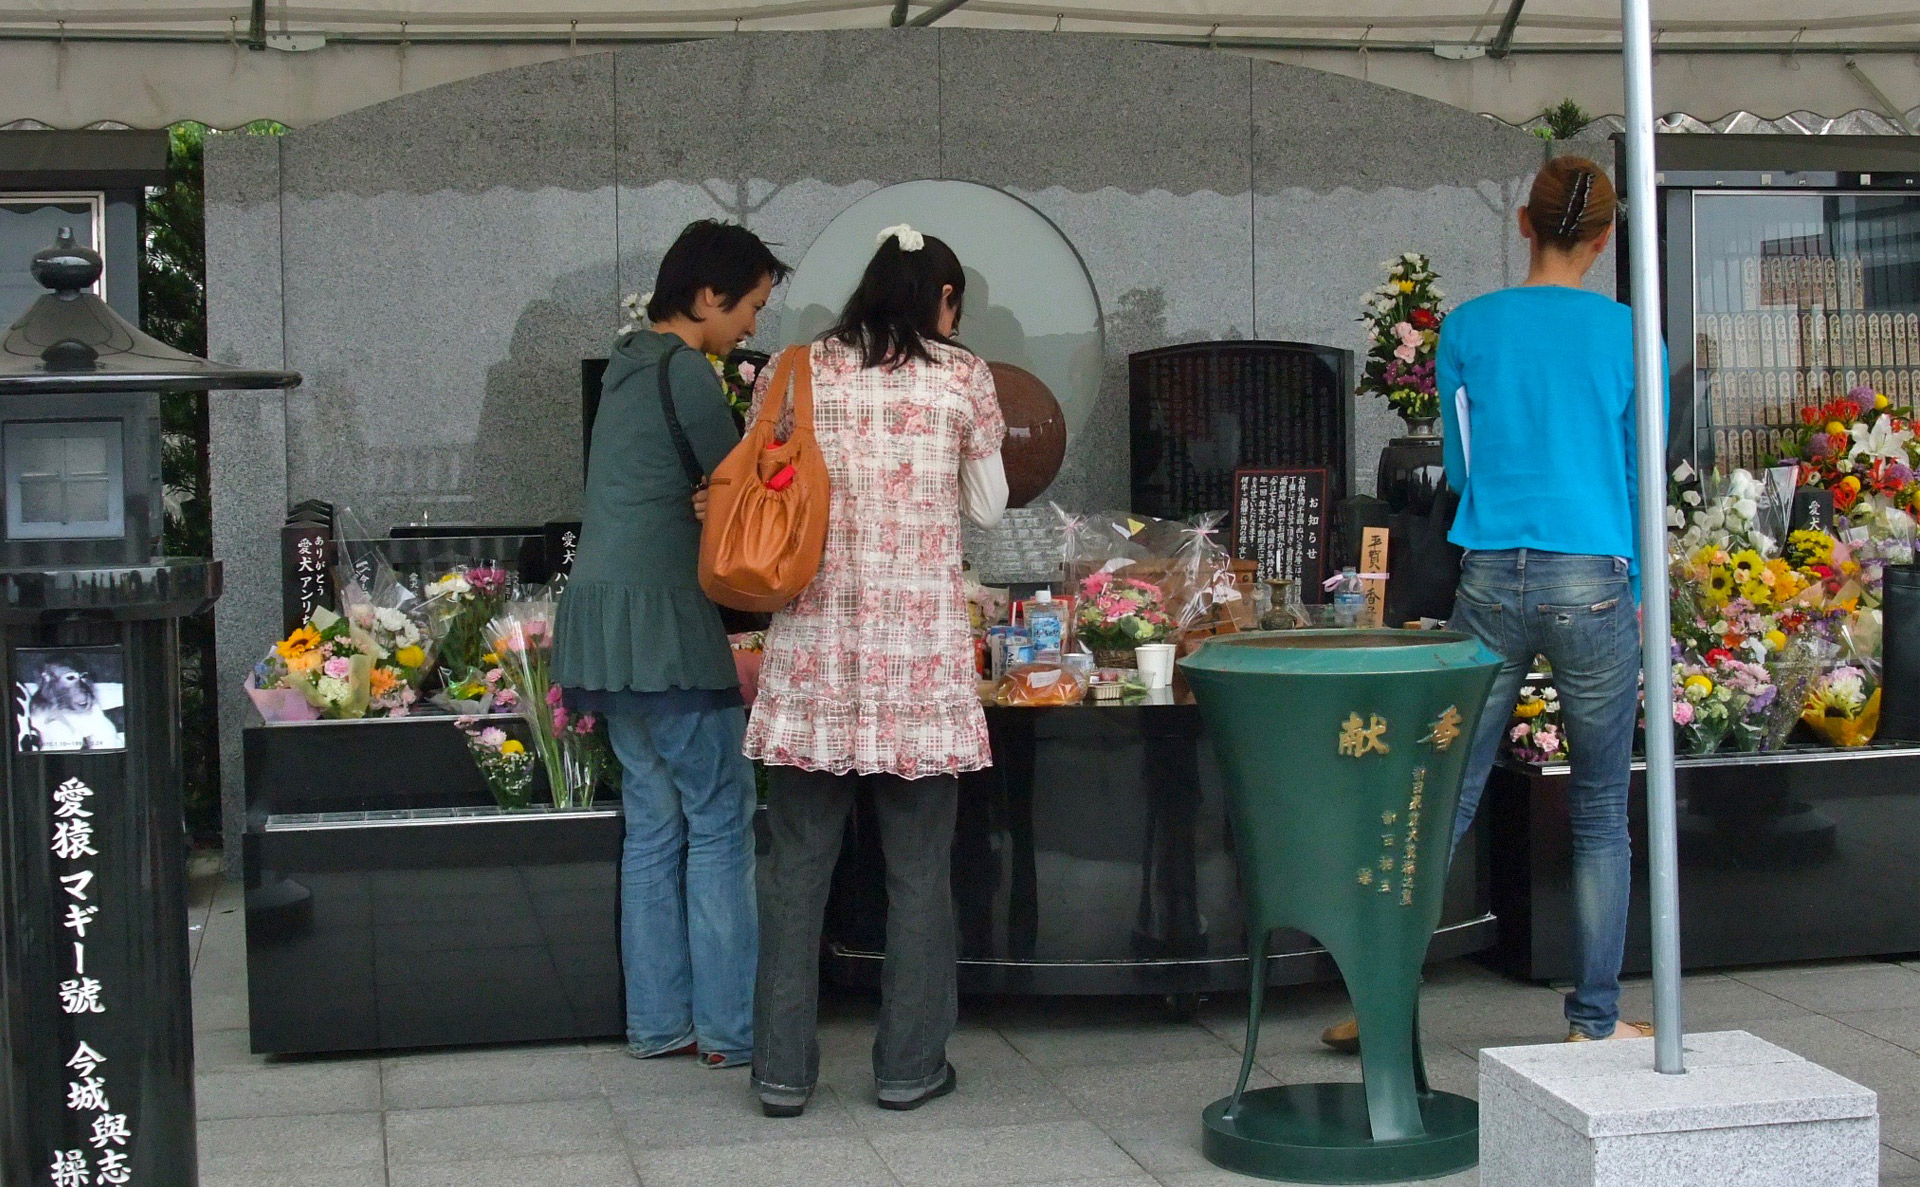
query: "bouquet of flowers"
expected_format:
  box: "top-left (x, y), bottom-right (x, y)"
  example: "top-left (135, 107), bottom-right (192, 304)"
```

top-left (457, 719), bottom-right (537, 810)
top-left (711, 350), bottom-right (764, 423)
top-left (1801, 662), bottom-right (1881, 748)
top-left (547, 686), bottom-right (613, 810)
top-left (424, 566), bottom-right (514, 684)
top-left (1706, 650), bottom-right (1778, 752)
top-left (340, 587), bottom-right (435, 714)
top-left (1778, 387), bottom-right (1920, 517)
top-left (250, 592), bottom-right (431, 721)
top-left (1076, 569), bottom-right (1171, 662)
top-left (1672, 659), bottom-right (1735, 755)
top-left (1506, 678), bottom-right (1568, 764)
top-left (487, 591), bottom-right (609, 808)
top-left (1357, 252), bottom-right (1445, 422)
top-left (255, 607), bottom-right (372, 719)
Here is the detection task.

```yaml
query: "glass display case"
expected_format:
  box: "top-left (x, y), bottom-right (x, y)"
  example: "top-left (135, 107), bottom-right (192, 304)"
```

top-left (1638, 135), bottom-right (1920, 478)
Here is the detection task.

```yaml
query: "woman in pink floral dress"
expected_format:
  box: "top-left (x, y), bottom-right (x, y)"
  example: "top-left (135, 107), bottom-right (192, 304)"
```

top-left (747, 225), bottom-right (1006, 1118)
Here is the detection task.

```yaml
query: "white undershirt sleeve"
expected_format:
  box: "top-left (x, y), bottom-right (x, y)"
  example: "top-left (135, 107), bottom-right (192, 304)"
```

top-left (961, 450), bottom-right (1009, 529)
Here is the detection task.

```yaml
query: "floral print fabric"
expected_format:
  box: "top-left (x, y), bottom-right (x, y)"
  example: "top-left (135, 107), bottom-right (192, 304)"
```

top-left (744, 338), bottom-right (1006, 777)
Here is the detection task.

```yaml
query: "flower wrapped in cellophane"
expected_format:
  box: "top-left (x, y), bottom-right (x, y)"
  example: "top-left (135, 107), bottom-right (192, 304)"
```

top-left (457, 718), bottom-right (536, 810)
top-left (1505, 678), bottom-right (1568, 765)
top-left (423, 565), bottom-right (514, 685)
top-left (1801, 624), bottom-right (1883, 748)
top-left (546, 686), bottom-right (612, 810)
top-left (252, 607), bottom-right (374, 720)
top-left (339, 583), bottom-right (436, 715)
top-left (1673, 658), bottom-right (1735, 755)
top-left (487, 591), bottom-right (608, 808)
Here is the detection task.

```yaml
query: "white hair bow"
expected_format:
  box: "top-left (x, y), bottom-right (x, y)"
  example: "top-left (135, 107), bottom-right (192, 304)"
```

top-left (877, 224), bottom-right (925, 252)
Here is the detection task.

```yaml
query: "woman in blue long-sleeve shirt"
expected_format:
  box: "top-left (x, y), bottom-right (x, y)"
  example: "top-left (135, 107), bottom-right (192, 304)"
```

top-left (1440, 156), bottom-right (1655, 1043)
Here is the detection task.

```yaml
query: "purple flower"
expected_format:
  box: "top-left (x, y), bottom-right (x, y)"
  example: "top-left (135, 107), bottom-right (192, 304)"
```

top-left (1889, 463), bottom-right (1914, 486)
top-left (1809, 435), bottom-right (1834, 460)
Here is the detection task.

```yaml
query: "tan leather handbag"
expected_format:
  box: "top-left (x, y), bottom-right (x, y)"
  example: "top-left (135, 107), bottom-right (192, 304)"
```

top-left (698, 344), bottom-right (831, 612)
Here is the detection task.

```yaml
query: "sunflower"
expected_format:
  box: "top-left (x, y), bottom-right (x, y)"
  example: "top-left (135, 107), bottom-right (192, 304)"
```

top-left (1729, 549), bottom-right (1764, 582)
top-left (1704, 567), bottom-right (1734, 605)
top-left (276, 625), bottom-right (322, 659)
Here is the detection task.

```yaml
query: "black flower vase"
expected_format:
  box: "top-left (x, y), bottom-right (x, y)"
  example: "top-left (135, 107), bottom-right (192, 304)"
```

top-left (1376, 415), bottom-right (1446, 515)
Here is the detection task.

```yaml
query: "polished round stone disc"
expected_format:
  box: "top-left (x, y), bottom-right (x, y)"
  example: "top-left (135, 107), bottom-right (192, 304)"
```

top-left (987, 361), bottom-right (1066, 508)
top-left (1202, 1083), bottom-right (1477, 1184)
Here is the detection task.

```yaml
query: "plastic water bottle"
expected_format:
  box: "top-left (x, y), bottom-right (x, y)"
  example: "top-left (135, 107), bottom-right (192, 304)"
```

top-left (1332, 567), bottom-right (1366, 628)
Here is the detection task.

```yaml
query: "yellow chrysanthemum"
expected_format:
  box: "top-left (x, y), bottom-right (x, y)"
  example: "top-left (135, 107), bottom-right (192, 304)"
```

top-left (501, 739), bottom-right (525, 755)
top-left (395, 645), bottom-right (426, 669)
top-left (1513, 700), bottom-right (1546, 719)
top-left (1876, 392), bottom-right (1892, 410)
top-left (1397, 280), bottom-right (1414, 293)
top-left (1684, 674), bottom-right (1715, 698)
top-left (1764, 629), bottom-right (1788, 651)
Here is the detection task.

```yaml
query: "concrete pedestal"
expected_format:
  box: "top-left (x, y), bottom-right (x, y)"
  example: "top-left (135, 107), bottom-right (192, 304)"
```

top-left (1480, 1031), bottom-right (1878, 1187)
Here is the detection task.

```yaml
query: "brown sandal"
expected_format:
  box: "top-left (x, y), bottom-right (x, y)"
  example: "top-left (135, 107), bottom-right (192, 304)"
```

top-left (1566, 1020), bottom-right (1655, 1042)
top-left (1320, 1017), bottom-right (1360, 1054)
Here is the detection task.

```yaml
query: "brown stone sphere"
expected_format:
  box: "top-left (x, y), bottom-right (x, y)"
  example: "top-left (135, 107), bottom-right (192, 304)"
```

top-left (987, 362), bottom-right (1066, 508)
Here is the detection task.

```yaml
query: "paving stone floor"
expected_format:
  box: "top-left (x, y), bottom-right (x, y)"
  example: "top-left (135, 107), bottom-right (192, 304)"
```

top-left (188, 868), bottom-right (1920, 1186)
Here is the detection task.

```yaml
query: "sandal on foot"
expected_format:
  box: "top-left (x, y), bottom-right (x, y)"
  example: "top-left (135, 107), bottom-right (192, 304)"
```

top-left (627, 1040), bottom-right (697, 1060)
top-left (1320, 1017), bottom-right (1360, 1054)
top-left (1567, 1020), bottom-right (1655, 1042)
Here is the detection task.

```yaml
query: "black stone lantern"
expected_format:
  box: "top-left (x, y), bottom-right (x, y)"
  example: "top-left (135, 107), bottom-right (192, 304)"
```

top-left (0, 230), bottom-right (298, 1187)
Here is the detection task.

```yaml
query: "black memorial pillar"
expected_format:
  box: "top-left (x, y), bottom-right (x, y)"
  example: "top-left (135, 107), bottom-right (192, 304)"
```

top-left (0, 231), bottom-right (298, 1187)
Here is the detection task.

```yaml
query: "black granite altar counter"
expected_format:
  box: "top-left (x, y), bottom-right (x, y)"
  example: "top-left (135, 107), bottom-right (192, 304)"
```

top-left (823, 702), bottom-right (1495, 1000)
top-left (1486, 744), bottom-right (1920, 981)
top-left (242, 704), bottom-right (1495, 1054)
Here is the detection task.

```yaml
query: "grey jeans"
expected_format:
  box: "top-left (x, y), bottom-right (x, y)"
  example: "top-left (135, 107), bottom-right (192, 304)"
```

top-left (752, 767), bottom-right (959, 1106)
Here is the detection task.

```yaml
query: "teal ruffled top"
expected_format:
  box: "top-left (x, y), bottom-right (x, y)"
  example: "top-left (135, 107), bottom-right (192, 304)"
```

top-left (553, 330), bottom-right (742, 695)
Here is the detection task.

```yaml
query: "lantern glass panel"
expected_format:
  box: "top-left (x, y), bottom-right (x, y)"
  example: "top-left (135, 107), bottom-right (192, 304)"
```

top-left (4, 419), bottom-right (124, 539)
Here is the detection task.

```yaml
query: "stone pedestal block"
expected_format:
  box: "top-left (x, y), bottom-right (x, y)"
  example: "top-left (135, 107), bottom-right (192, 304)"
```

top-left (1480, 1030), bottom-right (1878, 1187)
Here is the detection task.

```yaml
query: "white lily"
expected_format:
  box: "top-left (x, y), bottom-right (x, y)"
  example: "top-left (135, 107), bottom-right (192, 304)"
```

top-left (1849, 413), bottom-right (1913, 463)
top-left (1671, 459), bottom-right (1695, 484)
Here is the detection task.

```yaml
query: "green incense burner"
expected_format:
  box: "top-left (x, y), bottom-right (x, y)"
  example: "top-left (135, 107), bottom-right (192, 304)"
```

top-left (1180, 629), bottom-right (1501, 1184)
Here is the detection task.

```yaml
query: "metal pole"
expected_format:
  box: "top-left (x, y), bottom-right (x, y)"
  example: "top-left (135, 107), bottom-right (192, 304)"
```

top-left (1620, 0), bottom-right (1685, 1075)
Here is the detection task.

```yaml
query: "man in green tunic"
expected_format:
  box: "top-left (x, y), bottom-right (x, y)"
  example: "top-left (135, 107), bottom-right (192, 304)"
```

top-left (554, 221), bottom-right (789, 1068)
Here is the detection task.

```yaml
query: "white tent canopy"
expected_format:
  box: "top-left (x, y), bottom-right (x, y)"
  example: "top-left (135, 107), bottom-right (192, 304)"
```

top-left (1, 2), bottom-right (1918, 129)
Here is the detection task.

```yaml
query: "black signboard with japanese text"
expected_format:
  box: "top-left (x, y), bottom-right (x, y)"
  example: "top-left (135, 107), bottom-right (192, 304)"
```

top-left (1130, 341), bottom-right (1353, 527)
top-left (1231, 467), bottom-right (1330, 601)
top-left (281, 523), bottom-right (334, 636)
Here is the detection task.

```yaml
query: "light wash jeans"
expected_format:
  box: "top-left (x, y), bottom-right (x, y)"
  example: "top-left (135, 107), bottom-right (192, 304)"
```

top-left (1448, 549), bottom-right (1640, 1039)
top-left (606, 706), bottom-right (758, 1062)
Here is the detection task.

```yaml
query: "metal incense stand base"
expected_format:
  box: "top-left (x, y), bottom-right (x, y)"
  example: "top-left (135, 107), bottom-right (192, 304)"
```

top-left (1204, 1083), bottom-right (1478, 1184)
top-left (1180, 630), bottom-right (1502, 1185)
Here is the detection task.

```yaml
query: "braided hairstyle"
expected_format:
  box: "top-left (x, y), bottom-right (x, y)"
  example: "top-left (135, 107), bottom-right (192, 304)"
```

top-left (1526, 155), bottom-right (1616, 251)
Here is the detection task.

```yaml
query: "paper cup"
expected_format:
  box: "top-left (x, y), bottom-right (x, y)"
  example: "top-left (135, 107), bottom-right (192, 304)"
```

top-left (1135, 643), bottom-right (1177, 690)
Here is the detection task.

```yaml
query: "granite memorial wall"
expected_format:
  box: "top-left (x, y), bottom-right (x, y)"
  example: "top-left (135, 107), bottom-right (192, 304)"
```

top-left (205, 28), bottom-right (1576, 859)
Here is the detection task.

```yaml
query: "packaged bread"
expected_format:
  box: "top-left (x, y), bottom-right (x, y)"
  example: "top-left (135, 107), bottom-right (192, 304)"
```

top-left (995, 662), bottom-right (1088, 707)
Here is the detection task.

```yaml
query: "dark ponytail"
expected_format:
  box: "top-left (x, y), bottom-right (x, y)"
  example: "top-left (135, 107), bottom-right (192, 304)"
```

top-left (826, 231), bottom-right (968, 369)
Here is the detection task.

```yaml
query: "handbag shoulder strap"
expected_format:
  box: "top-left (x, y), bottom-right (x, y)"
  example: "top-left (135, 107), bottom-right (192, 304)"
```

top-left (754, 344), bottom-right (816, 436)
top-left (655, 342), bottom-right (706, 487)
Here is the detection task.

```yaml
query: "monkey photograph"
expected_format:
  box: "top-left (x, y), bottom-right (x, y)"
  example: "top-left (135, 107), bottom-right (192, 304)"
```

top-left (14, 647), bottom-right (126, 753)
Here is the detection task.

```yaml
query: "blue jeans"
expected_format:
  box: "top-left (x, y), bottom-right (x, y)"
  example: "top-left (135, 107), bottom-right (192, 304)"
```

top-left (607, 706), bottom-right (758, 1061)
top-left (1449, 550), bottom-right (1640, 1038)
